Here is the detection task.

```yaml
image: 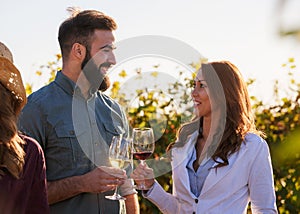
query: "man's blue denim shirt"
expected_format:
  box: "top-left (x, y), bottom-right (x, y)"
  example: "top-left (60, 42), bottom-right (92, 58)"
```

top-left (18, 71), bottom-right (134, 214)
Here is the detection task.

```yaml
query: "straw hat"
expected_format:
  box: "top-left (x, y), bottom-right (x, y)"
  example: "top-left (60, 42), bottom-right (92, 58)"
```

top-left (0, 42), bottom-right (27, 112)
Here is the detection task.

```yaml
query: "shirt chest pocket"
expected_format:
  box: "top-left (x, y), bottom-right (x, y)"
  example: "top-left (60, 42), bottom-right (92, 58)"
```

top-left (54, 125), bottom-right (91, 172)
top-left (101, 121), bottom-right (126, 145)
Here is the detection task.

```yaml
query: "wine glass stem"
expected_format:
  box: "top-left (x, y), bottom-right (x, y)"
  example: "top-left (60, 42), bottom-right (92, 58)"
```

top-left (113, 186), bottom-right (119, 196)
top-left (140, 160), bottom-right (146, 189)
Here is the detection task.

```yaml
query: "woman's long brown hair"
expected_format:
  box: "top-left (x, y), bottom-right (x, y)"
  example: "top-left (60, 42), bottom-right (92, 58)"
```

top-left (168, 61), bottom-right (263, 168)
top-left (0, 83), bottom-right (25, 178)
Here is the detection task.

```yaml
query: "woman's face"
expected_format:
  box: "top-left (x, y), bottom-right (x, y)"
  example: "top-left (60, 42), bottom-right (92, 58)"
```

top-left (191, 69), bottom-right (211, 118)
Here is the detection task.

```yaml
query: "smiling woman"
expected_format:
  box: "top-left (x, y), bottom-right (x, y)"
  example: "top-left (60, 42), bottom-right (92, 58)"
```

top-left (131, 60), bottom-right (278, 214)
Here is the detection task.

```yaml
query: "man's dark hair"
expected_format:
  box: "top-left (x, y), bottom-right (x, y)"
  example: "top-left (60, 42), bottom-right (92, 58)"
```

top-left (58, 9), bottom-right (117, 60)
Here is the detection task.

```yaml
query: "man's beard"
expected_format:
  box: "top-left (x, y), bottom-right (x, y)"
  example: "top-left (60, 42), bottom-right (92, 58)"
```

top-left (98, 75), bottom-right (110, 92)
top-left (81, 51), bottom-right (111, 92)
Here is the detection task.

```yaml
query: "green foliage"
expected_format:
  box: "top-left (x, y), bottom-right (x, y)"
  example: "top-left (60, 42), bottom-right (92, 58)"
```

top-left (29, 56), bottom-right (300, 213)
top-left (25, 54), bottom-right (61, 94)
top-left (252, 59), bottom-right (300, 213)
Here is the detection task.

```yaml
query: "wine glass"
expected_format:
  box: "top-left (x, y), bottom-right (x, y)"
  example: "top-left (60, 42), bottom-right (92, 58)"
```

top-left (105, 135), bottom-right (132, 200)
top-left (132, 127), bottom-right (155, 190)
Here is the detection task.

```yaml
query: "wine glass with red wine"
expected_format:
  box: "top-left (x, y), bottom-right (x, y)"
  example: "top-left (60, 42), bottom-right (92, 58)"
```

top-left (132, 127), bottom-right (155, 190)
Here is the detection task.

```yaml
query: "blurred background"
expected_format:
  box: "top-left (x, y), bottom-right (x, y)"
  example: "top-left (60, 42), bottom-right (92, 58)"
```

top-left (1, 0), bottom-right (299, 213)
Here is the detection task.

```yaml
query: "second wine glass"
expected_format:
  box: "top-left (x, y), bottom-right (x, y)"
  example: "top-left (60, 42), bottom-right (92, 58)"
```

top-left (132, 127), bottom-right (155, 190)
top-left (105, 135), bottom-right (131, 200)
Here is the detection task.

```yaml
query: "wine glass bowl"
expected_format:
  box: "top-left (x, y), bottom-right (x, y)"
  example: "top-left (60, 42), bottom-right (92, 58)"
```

top-left (132, 127), bottom-right (155, 190)
top-left (109, 137), bottom-right (131, 170)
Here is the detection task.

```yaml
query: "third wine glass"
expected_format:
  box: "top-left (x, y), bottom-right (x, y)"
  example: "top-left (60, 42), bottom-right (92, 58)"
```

top-left (132, 127), bottom-right (155, 190)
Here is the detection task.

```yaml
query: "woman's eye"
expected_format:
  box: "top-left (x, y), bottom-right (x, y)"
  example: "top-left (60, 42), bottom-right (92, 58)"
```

top-left (199, 83), bottom-right (206, 88)
top-left (192, 81), bottom-right (196, 88)
top-left (193, 81), bottom-right (206, 89)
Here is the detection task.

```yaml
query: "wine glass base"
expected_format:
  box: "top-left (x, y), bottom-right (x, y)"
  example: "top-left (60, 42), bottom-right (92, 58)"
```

top-left (105, 194), bottom-right (126, 201)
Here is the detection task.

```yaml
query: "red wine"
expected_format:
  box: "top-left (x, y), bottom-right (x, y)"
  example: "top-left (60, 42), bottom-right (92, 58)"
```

top-left (133, 151), bottom-right (152, 160)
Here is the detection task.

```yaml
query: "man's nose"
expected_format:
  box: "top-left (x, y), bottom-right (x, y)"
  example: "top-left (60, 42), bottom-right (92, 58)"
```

top-left (108, 53), bottom-right (116, 65)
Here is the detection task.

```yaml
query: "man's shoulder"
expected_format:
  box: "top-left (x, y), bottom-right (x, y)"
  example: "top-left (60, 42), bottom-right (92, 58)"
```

top-left (27, 82), bottom-right (57, 104)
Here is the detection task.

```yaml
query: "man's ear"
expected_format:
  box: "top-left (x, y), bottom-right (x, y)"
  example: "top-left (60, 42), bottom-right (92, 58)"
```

top-left (71, 43), bottom-right (86, 60)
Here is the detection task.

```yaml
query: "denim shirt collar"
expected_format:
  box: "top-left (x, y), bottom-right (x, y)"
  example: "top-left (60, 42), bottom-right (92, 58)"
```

top-left (55, 71), bottom-right (97, 99)
top-left (55, 71), bottom-right (76, 96)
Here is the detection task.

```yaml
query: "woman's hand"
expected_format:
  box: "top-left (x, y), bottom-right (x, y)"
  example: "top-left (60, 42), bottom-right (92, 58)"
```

top-left (131, 163), bottom-right (155, 190)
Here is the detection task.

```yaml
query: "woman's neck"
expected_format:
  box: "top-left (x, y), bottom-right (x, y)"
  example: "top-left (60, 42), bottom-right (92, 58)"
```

top-left (201, 116), bottom-right (211, 141)
top-left (193, 116), bottom-right (212, 168)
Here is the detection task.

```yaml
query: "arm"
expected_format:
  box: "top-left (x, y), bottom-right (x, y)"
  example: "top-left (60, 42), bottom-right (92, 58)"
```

top-left (48, 166), bottom-right (126, 204)
top-left (131, 164), bottom-right (181, 214)
top-left (118, 170), bottom-right (139, 213)
top-left (144, 182), bottom-right (181, 214)
top-left (18, 102), bottom-right (46, 149)
top-left (248, 139), bottom-right (278, 213)
top-left (24, 138), bottom-right (50, 213)
top-left (124, 193), bottom-right (139, 214)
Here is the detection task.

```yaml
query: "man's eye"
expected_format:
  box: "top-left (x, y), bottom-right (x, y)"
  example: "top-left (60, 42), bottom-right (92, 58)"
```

top-left (102, 48), bottom-right (111, 52)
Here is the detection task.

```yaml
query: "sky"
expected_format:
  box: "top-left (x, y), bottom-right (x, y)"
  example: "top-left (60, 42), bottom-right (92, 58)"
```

top-left (1, 0), bottom-right (300, 104)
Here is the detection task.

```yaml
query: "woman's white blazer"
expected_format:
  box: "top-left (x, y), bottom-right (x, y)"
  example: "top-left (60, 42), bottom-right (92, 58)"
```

top-left (145, 132), bottom-right (278, 214)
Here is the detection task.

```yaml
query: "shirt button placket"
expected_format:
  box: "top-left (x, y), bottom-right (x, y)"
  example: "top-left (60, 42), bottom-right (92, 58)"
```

top-left (192, 198), bottom-right (198, 214)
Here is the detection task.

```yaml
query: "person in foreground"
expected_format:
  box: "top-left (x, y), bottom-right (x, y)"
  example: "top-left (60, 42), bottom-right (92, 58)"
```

top-left (0, 42), bottom-right (49, 213)
top-left (131, 61), bottom-right (278, 213)
top-left (18, 8), bottom-right (139, 213)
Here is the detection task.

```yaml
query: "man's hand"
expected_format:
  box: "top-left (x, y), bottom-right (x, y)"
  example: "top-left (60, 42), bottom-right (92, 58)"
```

top-left (81, 166), bottom-right (127, 193)
top-left (48, 166), bottom-right (127, 204)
